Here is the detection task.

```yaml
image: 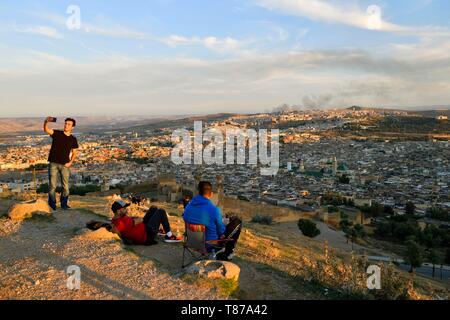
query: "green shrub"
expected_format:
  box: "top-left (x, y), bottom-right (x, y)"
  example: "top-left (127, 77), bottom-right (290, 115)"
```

top-left (251, 215), bottom-right (273, 225)
top-left (328, 205), bottom-right (339, 213)
top-left (298, 219), bottom-right (321, 238)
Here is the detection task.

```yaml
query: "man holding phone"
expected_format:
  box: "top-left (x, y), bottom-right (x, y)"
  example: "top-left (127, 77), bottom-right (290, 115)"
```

top-left (44, 117), bottom-right (79, 210)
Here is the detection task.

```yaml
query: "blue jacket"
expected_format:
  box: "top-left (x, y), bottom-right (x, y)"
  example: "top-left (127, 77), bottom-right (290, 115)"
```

top-left (183, 195), bottom-right (225, 242)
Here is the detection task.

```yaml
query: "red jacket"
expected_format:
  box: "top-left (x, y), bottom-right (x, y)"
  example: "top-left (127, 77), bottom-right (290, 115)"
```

top-left (112, 216), bottom-right (147, 244)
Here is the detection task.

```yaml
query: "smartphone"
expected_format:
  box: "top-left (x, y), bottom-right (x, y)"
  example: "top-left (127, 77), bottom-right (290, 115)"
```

top-left (48, 117), bottom-right (57, 122)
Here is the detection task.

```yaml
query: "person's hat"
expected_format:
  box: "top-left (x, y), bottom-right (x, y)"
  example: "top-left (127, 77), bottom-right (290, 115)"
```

top-left (111, 200), bottom-right (130, 213)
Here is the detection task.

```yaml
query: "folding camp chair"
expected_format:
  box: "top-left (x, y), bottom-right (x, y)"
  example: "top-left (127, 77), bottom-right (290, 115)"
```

top-left (181, 222), bottom-right (240, 268)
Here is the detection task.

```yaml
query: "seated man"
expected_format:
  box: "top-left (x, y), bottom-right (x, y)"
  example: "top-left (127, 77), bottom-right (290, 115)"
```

top-left (183, 181), bottom-right (241, 261)
top-left (110, 200), bottom-right (182, 245)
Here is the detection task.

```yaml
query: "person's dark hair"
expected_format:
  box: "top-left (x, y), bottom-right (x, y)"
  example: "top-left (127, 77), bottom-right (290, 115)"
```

top-left (198, 181), bottom-right (213, 197)
top-left (65, 118), bottom-right (76, 127)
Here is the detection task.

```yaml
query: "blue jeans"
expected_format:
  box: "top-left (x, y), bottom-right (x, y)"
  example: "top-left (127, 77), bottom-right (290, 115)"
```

top-left (48, 162), bottom-right (70, 206)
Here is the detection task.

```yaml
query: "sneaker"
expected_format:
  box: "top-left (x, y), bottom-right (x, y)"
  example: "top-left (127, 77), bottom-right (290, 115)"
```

top-left (163, 234), bottom-right (182, 243)
top-left (157, 229), bottom-right (166, 236)
top-left (216, 251), bottom-right (230, 261)
top-left (61, 205), bottom-right (71, 210)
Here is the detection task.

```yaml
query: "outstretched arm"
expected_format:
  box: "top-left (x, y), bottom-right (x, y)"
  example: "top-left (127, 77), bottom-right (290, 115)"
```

top-left (43, 117), bottom-right (54, 136)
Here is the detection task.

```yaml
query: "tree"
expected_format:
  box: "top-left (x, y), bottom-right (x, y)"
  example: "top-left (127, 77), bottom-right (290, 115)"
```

top-left (421, 225), bottom-right (442, 248)
top-left (339, 218), bottom-right (352, 243)
top-left (328, 206), bottom-right (339, 213)
top-left (405, 202), bottom-right (416, 216)
top-left (361, 202), bottom-right (384, 218)
top-left (354, 224), bottom-right (366, 238)
top-left (384, 205), bottom-right (394, 216)
top-left (427, 207), bottom-right (450, 222)
top-left (427, 249), bottom-right (440, 278)
top-left (338, 174), bottom-right (350, 184)
top-left (298, 219), bottom-right (321, 238)
top-left (445, 248), bottom-right (450, 265)
top-left (349, 224), bottom-right (366, 250)
top-left (403, 239), bottom-right (423, 274)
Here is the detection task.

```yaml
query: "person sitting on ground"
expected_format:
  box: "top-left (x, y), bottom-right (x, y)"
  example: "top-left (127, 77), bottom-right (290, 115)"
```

top-left (110, 200), bottom-right (182, 245)
top-left (183, 181), bottom-right (242, 261)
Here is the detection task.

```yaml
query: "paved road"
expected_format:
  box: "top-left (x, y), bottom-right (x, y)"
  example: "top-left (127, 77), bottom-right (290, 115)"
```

top-left (398, 264), bottom-right (450, 281)
top-left (367, 256), bottom-right (450, 282)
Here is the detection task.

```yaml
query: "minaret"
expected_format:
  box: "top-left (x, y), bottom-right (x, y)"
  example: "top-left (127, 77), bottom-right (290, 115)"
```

top-left (193, 175), bottom-right (201, 197)
top-left (216, 175), bottom-right (224, 210)
top-left (101, 178), bottom-right (110, 192)
top-left (299, 159), bottom-right (305, 173)
top-left (332, 156), bottom-right (337, 175)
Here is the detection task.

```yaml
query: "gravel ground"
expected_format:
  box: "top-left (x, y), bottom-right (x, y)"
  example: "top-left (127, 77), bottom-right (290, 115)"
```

top-left (0, 209), bottom-right (221, 300)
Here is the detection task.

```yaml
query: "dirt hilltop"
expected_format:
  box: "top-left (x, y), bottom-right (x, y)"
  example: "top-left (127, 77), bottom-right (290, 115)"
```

top-left (0, 194), bottom-right (448, 300)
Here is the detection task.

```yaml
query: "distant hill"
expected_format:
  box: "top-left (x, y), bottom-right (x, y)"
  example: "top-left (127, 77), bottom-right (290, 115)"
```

top-left (0, 116), bottom-right (183, 135)
top-left (1, 108), bottom-right (448, 135)
top-left (410, 110), bottom-right (450, 118)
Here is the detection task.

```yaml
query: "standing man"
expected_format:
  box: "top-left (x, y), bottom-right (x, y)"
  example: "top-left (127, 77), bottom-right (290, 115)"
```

top-left (44, 117), bottom-right (79, 210)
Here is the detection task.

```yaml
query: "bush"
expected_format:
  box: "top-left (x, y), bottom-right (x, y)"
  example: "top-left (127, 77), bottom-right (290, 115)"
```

top-left (328, 205), bottom-right (339, 213)
top-left (403, 239), bottom-right (424, 273)
top-left (298, 219), bottom-right (321, 238)
top-left (405, 202), bottom-right (416, 216)
top-left (445, 248), bottom-right (450, 265)
top-left (251, 215), bottom-right (273, 225)
top-left (427, 207), bottom-right (450, 222)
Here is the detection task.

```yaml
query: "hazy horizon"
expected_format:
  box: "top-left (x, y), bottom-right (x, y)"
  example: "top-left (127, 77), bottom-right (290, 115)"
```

top-left (1, 105), bottom-right (450, 120)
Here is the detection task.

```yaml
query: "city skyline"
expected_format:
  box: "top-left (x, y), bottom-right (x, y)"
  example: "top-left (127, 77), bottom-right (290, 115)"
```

top-left (1, 0), bottom-right (450, 117)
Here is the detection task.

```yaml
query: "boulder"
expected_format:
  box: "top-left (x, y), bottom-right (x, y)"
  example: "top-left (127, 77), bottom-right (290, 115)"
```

top-left (81, 227), bottom-right (121, 241)
top-left (7, 200), bottom-right (52, 221)
top-left (185, 260), bottom-right (240, 281)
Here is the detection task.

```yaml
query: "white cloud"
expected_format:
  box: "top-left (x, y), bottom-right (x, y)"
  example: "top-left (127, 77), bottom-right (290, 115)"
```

top-left (1, 44), bottom-right (450, 116)
top-left (255, 0), bottom-right (449, 37)
top-left (161, 35), bottom-right (241, 53)
top-left (14, 25), bottom-right (64, 39)
top-left (28, 11), bottom-right (246, 54)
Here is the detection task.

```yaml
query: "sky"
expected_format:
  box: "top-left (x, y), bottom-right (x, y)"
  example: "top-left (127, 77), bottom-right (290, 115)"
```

top-left (0, 0), bottom-right (450, 117)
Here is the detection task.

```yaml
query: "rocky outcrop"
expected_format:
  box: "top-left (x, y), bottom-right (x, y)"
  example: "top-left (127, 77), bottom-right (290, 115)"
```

top-left (80, 227), bottom-right (121, 241)
top-left (185, 260), bottom-right (240, 281)
top-left (7, 200), bottom-right (52, 221)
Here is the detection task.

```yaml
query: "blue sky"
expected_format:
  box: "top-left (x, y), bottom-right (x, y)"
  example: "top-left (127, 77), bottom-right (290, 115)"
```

top-left (1, 0), bottom-right (449, 117)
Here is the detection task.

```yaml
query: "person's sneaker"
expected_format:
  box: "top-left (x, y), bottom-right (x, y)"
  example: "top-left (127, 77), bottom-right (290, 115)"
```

top-left (61, 205), bottom-right (71, 210)
top-left (157, 229), bottom-right (166, 236)
top-left (216, 251), bottom-right (230, 261)
top-left (163, 234), bottom-right (182, 243)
